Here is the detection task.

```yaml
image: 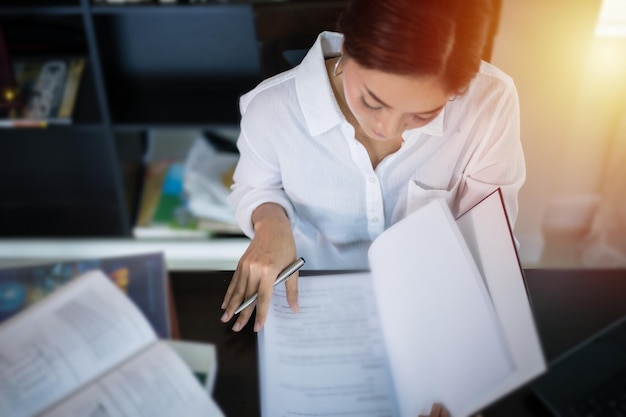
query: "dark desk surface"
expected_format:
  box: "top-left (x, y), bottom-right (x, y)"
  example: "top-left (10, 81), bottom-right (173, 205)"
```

top-left (170, 268), bottom-right (626, 417)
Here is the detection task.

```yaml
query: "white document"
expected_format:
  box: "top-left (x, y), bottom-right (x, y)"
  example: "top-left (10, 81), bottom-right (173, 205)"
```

top-left (455, 190), bottom-right (546, 409)
top-left (259, 272), bottom-right (398, 417)
top-left (368, 198), bottom-right (513, 417)
top-left (259, 190), bottom-right (545, 417)
top-left (0, 270), bottom-right (224, 417)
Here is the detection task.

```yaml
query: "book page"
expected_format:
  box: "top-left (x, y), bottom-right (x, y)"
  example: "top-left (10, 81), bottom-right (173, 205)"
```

top-left (0, 270), bottom-right (156, 417)
top-left (259, 273), bottom-right (398, 417)
top-left (368, 199), bottom-right (513, 417)
top-left (40, 341), bottom-right (224, 417)
top-left (165, 340), bottom-right (219, 396)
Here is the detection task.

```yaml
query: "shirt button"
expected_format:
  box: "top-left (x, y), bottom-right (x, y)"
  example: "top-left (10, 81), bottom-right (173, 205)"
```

top-left (368, 177), bottom-right (377, 183)
top-left (371, 217), bottom-right (380, 223)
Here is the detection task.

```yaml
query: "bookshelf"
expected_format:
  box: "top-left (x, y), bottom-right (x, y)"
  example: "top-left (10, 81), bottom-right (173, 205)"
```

top-left (0, 0), bottom-right (265, 238)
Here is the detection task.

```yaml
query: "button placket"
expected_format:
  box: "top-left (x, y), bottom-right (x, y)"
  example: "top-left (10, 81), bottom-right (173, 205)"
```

top-left (341, 123), bottom-right (385, 238)
top-left (365, 174), bottom-right (385, 238)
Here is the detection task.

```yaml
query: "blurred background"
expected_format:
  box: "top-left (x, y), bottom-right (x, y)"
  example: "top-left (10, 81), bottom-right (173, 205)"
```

top-left (492, 0), bottom-right (626, 267)
top-left (0, 0), bottom-right (625, 270)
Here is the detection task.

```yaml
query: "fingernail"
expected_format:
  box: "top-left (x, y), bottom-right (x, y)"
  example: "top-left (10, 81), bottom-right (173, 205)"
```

top-left (232, 322), bottom-right (242, 332)
top-left (220, 301), bottom-right (226, 309)
top-left (254, 321), bottom-right (261, 332)
top-left (220, 312), bottom-right (229, 322)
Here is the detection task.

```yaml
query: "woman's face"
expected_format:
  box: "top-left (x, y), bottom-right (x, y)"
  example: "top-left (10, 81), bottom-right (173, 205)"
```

top-left (341, 57), bottom-right (451, 142)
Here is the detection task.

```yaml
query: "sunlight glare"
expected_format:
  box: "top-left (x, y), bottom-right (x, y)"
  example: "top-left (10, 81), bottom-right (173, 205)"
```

top-left (595, 0), bottom-right (626, 37)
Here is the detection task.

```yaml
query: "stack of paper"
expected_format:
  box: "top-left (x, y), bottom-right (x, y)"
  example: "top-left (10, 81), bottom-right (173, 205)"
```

top-left (258, 189), bottom-right (546, 417)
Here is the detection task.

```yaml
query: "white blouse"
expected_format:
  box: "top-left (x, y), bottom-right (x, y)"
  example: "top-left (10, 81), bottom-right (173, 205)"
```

top-left (228, 31), bottom-right (526, 269)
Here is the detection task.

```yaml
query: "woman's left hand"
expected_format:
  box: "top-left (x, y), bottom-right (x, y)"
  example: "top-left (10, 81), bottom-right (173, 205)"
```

top-left (419, 403), bottom-right (450, 417)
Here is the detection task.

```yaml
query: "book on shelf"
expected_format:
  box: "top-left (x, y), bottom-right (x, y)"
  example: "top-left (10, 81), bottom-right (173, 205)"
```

top-left (0, 269), bottom-right (224, 417)
top-left (134, 159), bottom-right (211, 239)
top-left (258, 189), bottom-right (546, 417)
top-left (0, 27), bottom-right (19, 113)
top-left (134, 135), bottom-right (242, 239)
top-left (184, 136), bottom-right (242, 236)
top-left (197, 217), bottom-right (244, 235)
top-left (0, 57), bottom-right (86, 128)
top-left (0, 252), bottom-right (177, 339)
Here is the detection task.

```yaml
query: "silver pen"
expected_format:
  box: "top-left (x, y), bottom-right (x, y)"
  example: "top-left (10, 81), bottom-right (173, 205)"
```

top-left (234, 257), bottom-right (306, 315)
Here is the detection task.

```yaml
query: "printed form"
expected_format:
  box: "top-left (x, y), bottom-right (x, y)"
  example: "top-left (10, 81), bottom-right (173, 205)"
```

top-left (259, 273), bottom-right (399, 417)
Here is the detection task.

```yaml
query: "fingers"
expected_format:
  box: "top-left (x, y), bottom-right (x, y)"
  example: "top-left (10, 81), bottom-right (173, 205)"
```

top-left (253, 269), bottom-right (300, 332)
top-left (221, 265), bottom-right (261, 332)
top-left (232, 298), bottom-right (255, 332)
top-left (220, 268), bottom-right (249, 324)
top-left (418, 403), bottom-right (450, 417)
top-left (420, 403), bottom-right (449, 417)
top-left (251, 270), bottom-right (299, 332)
top-left (251, 269), bottom-right (280, 332)
top-left (220, 268), bottom-right (240, 310)
top-left (221, 260), bottom-right (283, 332)
top-left (285, 272), bottom-right (299, 313)
top-left (221, 265), bottom-right (300, 332)
top-left (432, 403), bottom-right (446, 417)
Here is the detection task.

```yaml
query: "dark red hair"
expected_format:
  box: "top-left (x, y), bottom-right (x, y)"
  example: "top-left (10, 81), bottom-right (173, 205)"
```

top-left (337, 0), bottom-right (493, 95)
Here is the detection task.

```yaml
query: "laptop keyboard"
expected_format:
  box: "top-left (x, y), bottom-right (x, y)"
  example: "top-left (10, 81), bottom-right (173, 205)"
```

top-left (570, 369), bottom-right (626, 417)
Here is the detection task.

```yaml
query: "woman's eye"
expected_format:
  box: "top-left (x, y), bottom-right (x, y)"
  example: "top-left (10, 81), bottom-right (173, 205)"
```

top-left (361, 97), bottom-right (382, 110)
top-left (413, 113), bottom-right (435, 122)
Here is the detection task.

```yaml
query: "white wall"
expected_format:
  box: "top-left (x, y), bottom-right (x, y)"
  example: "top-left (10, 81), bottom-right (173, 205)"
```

top-left (491, 0), bottom-right (605, 265)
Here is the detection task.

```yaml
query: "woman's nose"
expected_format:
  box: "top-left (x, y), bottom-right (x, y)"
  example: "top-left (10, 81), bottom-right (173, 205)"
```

top-left (375, 112), bottom-right (406, 138)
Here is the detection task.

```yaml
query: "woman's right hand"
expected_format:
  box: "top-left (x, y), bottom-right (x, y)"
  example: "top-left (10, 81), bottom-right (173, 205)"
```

top-left (220, 203), bottom-right (298, 332)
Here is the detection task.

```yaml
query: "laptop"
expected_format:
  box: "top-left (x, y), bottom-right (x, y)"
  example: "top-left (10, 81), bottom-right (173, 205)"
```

top-left (531, 316), bottom-right (626, 417)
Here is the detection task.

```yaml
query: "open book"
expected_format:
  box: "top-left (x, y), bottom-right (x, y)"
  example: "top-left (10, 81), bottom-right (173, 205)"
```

top-left (0, 270), bottom-right (224, 417)
top-left (258, 189), bottom-right (546, 417)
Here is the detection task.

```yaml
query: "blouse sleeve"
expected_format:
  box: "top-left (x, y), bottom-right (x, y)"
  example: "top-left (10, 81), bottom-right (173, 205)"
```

top-left (457, 76), bottom-right (526, 229)
top-left (227, 99), bottom-right (297, 238)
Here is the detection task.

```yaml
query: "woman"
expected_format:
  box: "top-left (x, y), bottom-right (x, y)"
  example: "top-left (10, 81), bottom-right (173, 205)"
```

top-left (221, 0), bottom-right (525, 334)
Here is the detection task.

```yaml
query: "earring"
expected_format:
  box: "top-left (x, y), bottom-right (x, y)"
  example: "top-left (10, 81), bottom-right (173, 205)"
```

top-left (333, 56), bottom-right (344, 77)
